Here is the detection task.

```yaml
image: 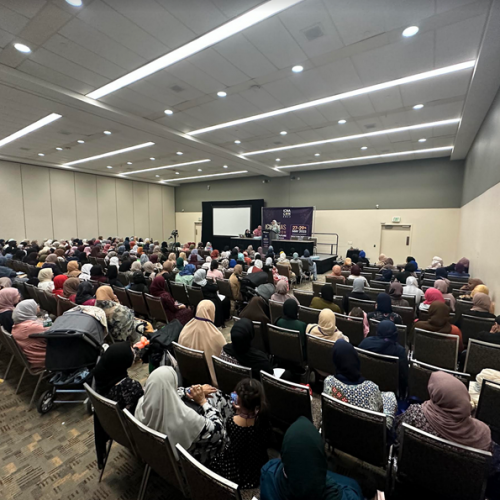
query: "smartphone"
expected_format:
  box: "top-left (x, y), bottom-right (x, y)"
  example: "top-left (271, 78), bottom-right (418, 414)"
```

top-left (230, 392), bottom-right (238, 405)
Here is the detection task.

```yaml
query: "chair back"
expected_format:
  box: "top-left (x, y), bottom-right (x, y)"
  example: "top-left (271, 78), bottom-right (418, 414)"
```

top-left (401, 294), bottom-right (416, 309)
top-left (335, 314), bottom-right (364, 346)
top-left (56, 295), bottom-right (75, 316)
top-left (333, 296), bottom-right (344, 313)
top-left (347, 297), bottom-right (375, 314)
top-left (260, 371), bottom-right (312, 432)
top-left (122, 409), bottom-right (187, 495)
top-left (413, 328), bottom-right (459, 370)
top-left (336, 284), bottom-right (353, 298)
top-left (25, 283), bottom-right (38, 301)
top-left (306, 334), bottom-right (336, 376)
top-left (408, 359), bottom-right (469, 402)
top-left (217, 279), bottom-right (233, 300)
top-left (464, 339), bottom-right (500, 380)
top-left (269, 300), bottom-right (283, 324)
top-left (355, 347), bottom-right (399, 395)
top-left (276, 264), bottom-right (290, 280)
top-left (298, 305), bottom-right (320, 324)
top-left (127, 289), bottom-right (149, 316)
top-left (395, 423), bottom-right (491, 500)
top-left (96, 258), bottom-right (106, 269)
top-left (476, 379), bottom-right (500, 435)
top-left (325, 275), bottom-right (344, 292)
top-left (144, 293), bottom-right (168, 323)
top-left (212, 356), bottom-right (252, 395)
top-left (300, 258), bottom-right (310, 273)
top-left (365, 288), bottom-right (386, 301)
top-left (118, 272), bottom-right (130, 285)
top-left (177, 444), bottom-right (242, 500)
top-left (43, 291), bottom-right (58, 316)
top-left (186, 286), bottom-right (204, 309)
top-left (4, 330), bottom-right (44, 375)
top-left (267, 324), bottom-right (305, 366)
top-left (293, 290), bottom-right (314, 307)
top-left (322, 393), bottom-right (387, 467)
top-left (170, 282), bottom-right (190, 306)
top-left (290, 261), bottom-right (301, 281)
top-left (461, 315), bottom-right (496, 347)
top-left (172, 342), bottom-right (212, 386)
top-left (233, 317), bottom-right (268, 353)
top-left (34, 286), bottom-right (50, 312)
top-left (392, 305), bottom-right (414, 328)
top-left (454, 299), bottom-right (474, 322)
top-left (369, 319), bottom-right (407, 348)
top-left (370, 281), bottom-right (390, 292)
top-left (112, 286), bottom-right (131, 308)
top-left (83, 383), bottom-right (135, 452)
top-left (312, 281), bottom-right (323, 297)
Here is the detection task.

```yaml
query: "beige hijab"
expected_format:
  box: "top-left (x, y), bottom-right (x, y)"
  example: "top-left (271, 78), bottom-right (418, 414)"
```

top-left (307, 309), bottom-right (348, 342)
top-left (178, 300), bottom-right (226, 386)
top-left (95, 285), bottom-right (119, 303)
top-left (66, 260), bottom-right (81, 277)
top-left (38, 268), bottom-right (54, 282)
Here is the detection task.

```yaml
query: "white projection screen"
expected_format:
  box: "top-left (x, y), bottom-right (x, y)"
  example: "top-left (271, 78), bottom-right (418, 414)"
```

top-left (213, 206), bottom-right (251, 236)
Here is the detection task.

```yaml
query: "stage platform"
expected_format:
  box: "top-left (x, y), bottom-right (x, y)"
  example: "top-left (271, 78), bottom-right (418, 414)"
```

top-left (312, 254), bottom-right (337, 274)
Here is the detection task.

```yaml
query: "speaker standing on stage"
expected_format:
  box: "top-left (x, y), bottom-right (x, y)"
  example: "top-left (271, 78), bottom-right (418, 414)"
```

top-left (269, 220), bottom-right (280, 241)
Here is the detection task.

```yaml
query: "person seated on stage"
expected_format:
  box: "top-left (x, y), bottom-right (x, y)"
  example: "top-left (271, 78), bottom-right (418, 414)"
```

top-left (245, 229), bottom-right (252, 238)
top-left (253, 225), bottom-right (262, 237)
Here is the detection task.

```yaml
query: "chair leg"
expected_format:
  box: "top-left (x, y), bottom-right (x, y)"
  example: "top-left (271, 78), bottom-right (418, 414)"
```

top-left (99, 440), bottom-right (114, 482)
top-left (15, 367), bottom-right (27, 394)
top-left (29, 373), bottom-right (44, 410)
top-left (137, 465), bottom-right (151, 500)
top-left (3, 354), bottom-right (14, 379)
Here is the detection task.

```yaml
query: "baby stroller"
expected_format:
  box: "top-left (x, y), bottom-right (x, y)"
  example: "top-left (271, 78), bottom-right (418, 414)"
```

top-left (240, 272), bottom-right (274, 303)
top-left (33, 309), bottom-right (105, 414)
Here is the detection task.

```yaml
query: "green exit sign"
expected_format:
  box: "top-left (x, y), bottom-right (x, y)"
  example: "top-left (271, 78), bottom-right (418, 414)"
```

top-left (392, 217), bottom-right (401, 223)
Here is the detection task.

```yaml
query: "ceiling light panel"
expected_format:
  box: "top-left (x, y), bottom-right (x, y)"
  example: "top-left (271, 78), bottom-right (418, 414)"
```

top-left (164, 170), bottom-right (248, 183)
top-left (0, 113), bottom-right (62, 149)
top-left (63, 142), bottom-right (154, 166)
top-left (122, 159), bottom-right (211, 176)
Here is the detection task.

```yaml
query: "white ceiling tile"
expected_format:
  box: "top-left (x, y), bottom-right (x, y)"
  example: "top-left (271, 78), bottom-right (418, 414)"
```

top-left (211, 0), bottom-right (261, 18)
top-left (0, 4), bottom-right (30, 35)
top-left (0, 0), bottom-right (46, 18)
top-left (137, 71), bottom-right (204, 103)
top-left (368, 87), bottom-right (404, 113)
top-left (167, 60), bottom-right (224, 94)
top-left (100, 87), bottom-right (169, 116)
top-left (436, 0), bottom-right (481, 14)
top-left (19, 3), bottom-right (72, 46)
top-left (239, 87), bottom-right (282, 113)
top-left (341, 94), bottom-right (377, 117)
top-left (0, 27), bottom-right (14, 48)
top-left (317, 57), bottom-right (364, 94)
top-left (290, 68), bottom-right (337, 101)
top-left (262, 78), bottom-right (306, 107)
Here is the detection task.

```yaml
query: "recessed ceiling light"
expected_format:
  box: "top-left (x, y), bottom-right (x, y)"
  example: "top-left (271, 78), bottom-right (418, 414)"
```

top-left (0, 113), bottom-right (61, 149)
top-left (217, 91), bottom-right (227, 97)
top-left (198, 169), bottom-right (203, 172)
top-left (103, 130), bottom-right (111, 135)
top-left (176, 151), bottom-right (183, 155)
top-left (122, 159), bottom-right (211, 175)
top-left (38, 153), bottom-right (45, 156)
top-left (234, 140), bottom-right (241, 144)
top-left (56, 147), bottom-right (63, 151)
top-left (164, 170), bottom-right (248, 183)
top-left (418, 138), bottom-right (427, 142)
top-left (314, 153), bottom-right (320, 157)
top-left (156, 175), bottom-right (160, 177)
top-left (14, 43), bottom-right (31, 54)
top-left (63, 142), bottom-right (154, 166)
top-left (65, 0), bottom-right (83, 6)
top-left (127, 162), bottom-right (133, 165)
top-left (164, 109), bottom-right (173, 115)
top-left (402, 26), bottom-right (419, 37)
top-left (243, 118), bottom-right (460, 156)
top-left (86, 0), bottom-right (301, 100)
top-left (361, 146), bottom-right (368, 150)
top-left (280, 131), bottom-right (287, 135)
top-left (413, 104), bottom-right (424, 110)
top-left (275, 158), bottom-right (281, 162)
top-left (223, 165), bottom-right (228, 168)
top-left (150, 157), bottom-right (155, 160)
top-left (292, 65), bottom-right (303, 73)
top-left (338, 119), bottom-right (347, 125)
top-left (189, 61), bottom-right (475, 136)
top-left (175, 171), bottom-right (180, 174)
top-left (277, 146), bottom-right (453, 169)
top-left (107, 165), bottom-right (113, 169)
top-left (77, 140), bottom-right (85, 144)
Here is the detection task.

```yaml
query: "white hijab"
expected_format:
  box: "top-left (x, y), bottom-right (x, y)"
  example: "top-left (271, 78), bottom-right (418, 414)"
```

top-left (430, 256), bottom-right (443, 269)
top-left (80, 263), bottom-right (93, 281)
top-left (403, 276), bottom-right (424, 303)
top-left (134, 366), bottom-right (205, 458)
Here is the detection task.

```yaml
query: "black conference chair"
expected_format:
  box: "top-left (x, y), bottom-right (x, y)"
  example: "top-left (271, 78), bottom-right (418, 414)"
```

top-left (298, 305), bottom-right (320, 324)
top-left (306, 334), bottom-right (336, 377)
top-left (355, 347), bottom-right (399, 395)
top-left (212, 356), bottom-right (252, 395)
top-left (464, 339), bottom-right (500, 380)
top-left (172, 342), bottom-right (212, 386)
top-left (335, 314), bottom-right (364, 346)
top-left (413, 328), bottom-right (459, 370)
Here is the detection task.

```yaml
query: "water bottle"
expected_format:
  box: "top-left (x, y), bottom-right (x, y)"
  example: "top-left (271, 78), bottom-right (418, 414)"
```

top-left (43, 313), bottom-right (52, 328)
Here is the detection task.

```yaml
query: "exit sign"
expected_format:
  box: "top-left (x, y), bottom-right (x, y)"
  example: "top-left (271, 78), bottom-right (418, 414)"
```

top-left (392, 217), bottom-right (401, 223)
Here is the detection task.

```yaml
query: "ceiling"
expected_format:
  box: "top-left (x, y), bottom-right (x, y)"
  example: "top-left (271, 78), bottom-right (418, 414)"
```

top-left (0, 0), bottom-right (498, 184)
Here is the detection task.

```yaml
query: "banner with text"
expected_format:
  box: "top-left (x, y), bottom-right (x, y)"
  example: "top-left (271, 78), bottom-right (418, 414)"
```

top-left (262, 207), bottom-right (314, 240)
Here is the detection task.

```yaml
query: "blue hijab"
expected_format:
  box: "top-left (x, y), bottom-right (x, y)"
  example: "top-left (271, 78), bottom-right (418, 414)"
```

top-left (179, 264), bottom-right (195, 276)
top-left (229, 259), bottom-right (237, 268)
top-left (376, 293), bottom-right (393, 314)
top-left (359, 250), bottom-right (366, 258)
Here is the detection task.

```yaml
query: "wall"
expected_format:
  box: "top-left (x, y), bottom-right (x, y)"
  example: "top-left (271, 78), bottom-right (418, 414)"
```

top-left (0, 160), bottom-right (176, 241)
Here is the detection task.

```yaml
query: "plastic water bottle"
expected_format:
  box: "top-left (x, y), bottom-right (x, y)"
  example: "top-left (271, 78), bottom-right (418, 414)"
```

top-left (43, 313), bottom-right (52, 328)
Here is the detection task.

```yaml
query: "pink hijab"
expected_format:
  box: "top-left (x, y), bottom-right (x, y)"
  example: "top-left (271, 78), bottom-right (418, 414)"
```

top-left (422, 372), bottom-right (491, 451)
top-left (423, 288), bottom-right (445, 305)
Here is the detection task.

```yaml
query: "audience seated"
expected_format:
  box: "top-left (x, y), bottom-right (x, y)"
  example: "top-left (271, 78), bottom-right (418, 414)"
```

top-left (348, 265), bottom-right (368, 286)
top-left (388, 282), bottom-right (409, 308)
top-left (193, 269), bottom-right (229, 327)
top-left (80, 263), bottom-right (93, 280)
top-left (367, 293), bottom-right (403, 325)
top-left (418, 287), bottom-right (445, 312)
top-left (90, 265), bottom-right (108, 283)
top-left (0, 287), bottom-right (21, 333)
top-left (229, 264), bottom-right (243, 301)
top-left (449, 262), bottom-right (470, 278)
top-left (240, 296), bottom-right (270, 324)
top-left (175, 263), bottom-right (195, 286)
top-left (341, 257), bottom-right (352, 272)
top-left (474, 315), bottom-right (500, 345)
top-left (37, 268), bottom-right (54, 292)
top-left (302, 249), bottom-right (317, 280)
top-left (149, 275), bottom-right (192, 325)
top-left (271, 280), bottom-right (298, 305)
top-left (433, 279), bottom-right (456, 311)
top-left (310, 284), bottom-right (341, 313)
top-left (75, 281), bottom-right (96, 306)
top-left (52, 274), bottom-right (68, 296)
top-left (307, 309), bottom-right (348, 342)
top-left (275, 299), bottom-right (306, 352)
top-left (207, 259), bottom-right (223, 280)
top-left (328, 264), bottom-right (345, 283)
top-left (66, 260), bottom-right (80, 277)
top-left (63, 277), bottom-right (80, 301)
top-left (129, 271), bottom-right (149, 293)
top-left (343, 278), bottom-right (371, 312)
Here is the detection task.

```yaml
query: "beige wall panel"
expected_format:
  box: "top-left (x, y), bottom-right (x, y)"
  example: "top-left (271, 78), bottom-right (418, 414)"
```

top-left (176, 212), bottom-right (202, 245)
top-left (148, 184), bottom-right (163, 241)
top-left (96, 176), bottom-right (117, 237)
top-left (75, 172), bottom-right (98, 239)
top-left (162, 186), bottom-right (176, 242)
top-left (0, 161), bottom-right (25, 240)
top-left (133, 181), bottom-right (149, 238)
top-left (49, 169), bottom-right (77, 239)
top-left (116, 178), bottom-right (135, 237)
top-left (21, 164), bottom-right (53, 241)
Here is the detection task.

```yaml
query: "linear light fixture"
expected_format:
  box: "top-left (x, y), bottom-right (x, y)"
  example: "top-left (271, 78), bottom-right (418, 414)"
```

top-left (86, 0), bottom-right (303, 100)
top-left (63, 142), bottom-right (155, 166)
top-left (0, 113), bottom-right (62, 148)
top-left (122, 159), bottom-right (211, 175)
top-left (188, 60), bottom-right (475, 135)
top-left (244, 119), bottom-right (460, 156)
top-left (164, 170), bottom-right (248, 183)
top-left (277, 146), bottom-right (454, 169)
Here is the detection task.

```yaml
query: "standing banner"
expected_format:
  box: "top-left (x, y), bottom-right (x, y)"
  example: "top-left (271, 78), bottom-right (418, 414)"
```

top-left (262, 207), bottom-right (314, 240)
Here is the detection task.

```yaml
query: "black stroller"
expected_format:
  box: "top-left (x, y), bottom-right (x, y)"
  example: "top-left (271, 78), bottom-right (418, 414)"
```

top-left (32, 309), bottom-right (105, 414)
top-left (240, 272), bottom-right (274, 303)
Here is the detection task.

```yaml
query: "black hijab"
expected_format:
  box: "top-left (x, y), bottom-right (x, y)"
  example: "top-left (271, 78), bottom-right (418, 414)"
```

top-left (283, 298), bottom-right (299, 320)
top-left (75, 281), bottom-right (94, 305)
top-left (90, 264), bottom-right (104, 277)
top-left (376, 293), bottom-right (392, 314)
top-left (119, 260), bottom-right (132, 272)
top-left (321, 284), bottom-right (334, 302)
top-left (93, 342), bottom-right (135, 394)
top-left (332, 339), bottom-right (364, 385)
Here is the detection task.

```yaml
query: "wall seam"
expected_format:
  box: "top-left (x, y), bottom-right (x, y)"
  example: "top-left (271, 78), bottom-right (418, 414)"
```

top-left (19, 164), bottom-right (27, 240)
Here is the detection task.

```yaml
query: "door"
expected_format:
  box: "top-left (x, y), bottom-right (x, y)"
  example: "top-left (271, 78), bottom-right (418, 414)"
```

top-left (380, 225), bottom-right (412, 265)
top-left (194, 222), bottom-right (202, 244)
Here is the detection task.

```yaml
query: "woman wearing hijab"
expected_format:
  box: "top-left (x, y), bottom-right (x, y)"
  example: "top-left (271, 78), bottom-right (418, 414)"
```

top-left (143, 261), bottom-right (156, 279)
top-left (271, 280), bottom-right (298, 305)
top-left (307, 309), bottom-right (348, 343)
top-left (310, 284), bottom-right (341, 313)
top-left (359, 320), bottom-right (408, 396)
top-left (302, 249), bottom-right (317, 280)
top-left (375, 253), bottom-right (387, 267)
top-left (368, 293), bottom-right (403, 324)
top-left (324, 340), bottom-right (397, 426)
top-left (52, 274), bottom-right (68, 297)
top-left (248, 259), bottom-right (263, 274)
top-left (449, 262), bottom-right (469, 278)
top-left (275, 299), bottom-right (307, 354)
top-left (37, 268), bottom-right (54, 292)
top-left (388, 282), bottom-right (409, 307)
top-left (135, 366), bottom-right (230, 465)
top-left (328, 264), bottom-right (345, 283)
top-left (415, 302), bottom-right (463, 351)
top-left (0, 277), bottom-right (12, 290)
top-left (160, 260), bottom-right (176, 284)
top-left (175, 263), bottom-right (195, 286)
top-left (433, 279), bottom-right (456, 311)
top-left (178, 300), bottom-right (227, 386)
top-left (456, 257), bottom-right (470, 273)
top-left (261, 416), bottom-right (363, 500)
top-left (63, 277), bottom-right (80, 301)
top-left (80, 263), bottom-right (93, 281)
top-left (229, 264), bottom-right (243, 301)
top-left (0, 287), bottom-right (21, 333)
top-left (343, 278), bottom-right (371, 313)
top-left (11, 299), bottom-right (48, 369)
top-left (347, 264), bottom-right (368, 287)
top-left (220, 319), bottom-right (273, 380)
top-left (43, 254), bottom-right (62, 276)
top-left (418, 287), bottom-right (445, 312)
top-left (429, 256), bottom-right (444, 269)
top-left (107, 265), bottom-right (124, 288)
top-left (193, 269), bottom-right (229, 328)
top-left (378, 268), bottom-right (393, 283)
top-left (129, 271), bottom-right (149, 293)
top-left (149, 276), bottom-right (192, 325)
top-left (467, 293), bottom-right (496, 319)
top-left (403, 276), bottom-right (424, 305)
top-left (207, 259), bottom-right (224, 280)
top-left (341, 257), bottom-right (352, 272)
top-left (240, 296), bottom-right (271, 325)
top-left (66, 260), bottom-right (80, 278)
top-left (75, 281), bottom-right (96, 306)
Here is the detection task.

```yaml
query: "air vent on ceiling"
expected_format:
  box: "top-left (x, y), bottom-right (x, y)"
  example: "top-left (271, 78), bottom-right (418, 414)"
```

top-left (170, 85), bottom-right (185, 93)
top-left (273, 141), bottom-right (282, 145)
top-left (59, 130), bottom-right (72, 135)
top-left (364, 123), bottom-right (377, 129)
top-left (19, 147), bottom-right (30, 151)
top-left (302, 24), bottom-right (324, 42)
